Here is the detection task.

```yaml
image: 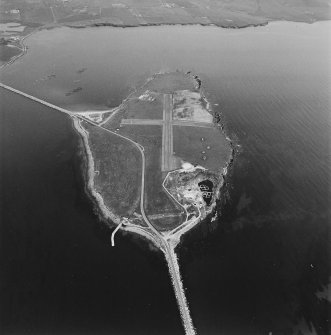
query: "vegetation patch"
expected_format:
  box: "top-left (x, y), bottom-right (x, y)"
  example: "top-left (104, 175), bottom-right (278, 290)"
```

top-left (0, 45), bottom-right (21, 64)
top-left (99, 71), bottom-right (232, 232)
top-left (82, 122), bottom-right (141, 217)
top-left (126, 93), bottom-right (163, 120)
top-left (173, 125), bottom-right (232, 173)
top-left (0, 0), bottom-right (330, 30)
top-left (173, 90), bottom-right (213, 123)
top-left (144, 72), bottom-right (197, 94)
top-left (149, 213), bottom-right (186, 232)
top-left (118, 125), bottom-right (183, 216)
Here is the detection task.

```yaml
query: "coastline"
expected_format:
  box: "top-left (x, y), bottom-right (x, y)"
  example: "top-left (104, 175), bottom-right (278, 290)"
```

top-left (72, 117), bottom-right (122, 226)
top-left (71, 71), bottom-right (235, 249)
top-left (72, 116), bottom-right (166, 250)
top-left (0, 68), bottom-right (234, 251)
top-left (0, 30), bottom-right (36, 70)
top-left (1, 19), bottom-right (329, 70)
top-left (66, 20), bottom-right (269, 30)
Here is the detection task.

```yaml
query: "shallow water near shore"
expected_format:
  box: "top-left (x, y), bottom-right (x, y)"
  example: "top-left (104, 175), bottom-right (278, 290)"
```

top-left (1, 22), bottom-right (330, 334)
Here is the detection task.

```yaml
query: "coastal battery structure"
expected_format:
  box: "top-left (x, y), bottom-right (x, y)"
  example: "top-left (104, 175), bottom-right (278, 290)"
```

top-left (0, 71), bottom-right (232, 335)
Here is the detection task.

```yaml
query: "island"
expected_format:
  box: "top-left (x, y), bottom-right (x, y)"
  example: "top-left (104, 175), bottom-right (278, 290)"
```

top-left (0, 71), bottom-right (232, 334)
top-left (73, 71), bottom-right (232, 334)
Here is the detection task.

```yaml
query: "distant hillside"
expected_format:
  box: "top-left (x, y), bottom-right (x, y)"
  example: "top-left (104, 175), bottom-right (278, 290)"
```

top-left (1, 0), bottom-right (330, 28)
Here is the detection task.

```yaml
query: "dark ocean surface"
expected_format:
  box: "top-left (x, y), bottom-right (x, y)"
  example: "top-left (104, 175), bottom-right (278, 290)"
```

top-left (0, 90), bottom-right (183, 335)
top-left (1, 22), bottom-right (330, 334)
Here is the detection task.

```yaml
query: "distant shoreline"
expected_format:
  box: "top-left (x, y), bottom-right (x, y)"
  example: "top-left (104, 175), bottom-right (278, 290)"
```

top-left (66, 20), bottom-right (269, 30)
top-left (1, 19), bottom-right (329, 70)
top-left (56, 15), bottom-right (331, 30)
top-left (0, 31), bottom-right (33, 69)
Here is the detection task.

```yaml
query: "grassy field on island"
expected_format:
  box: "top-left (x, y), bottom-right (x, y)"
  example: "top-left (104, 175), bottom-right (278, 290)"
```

top-left (117, 124), bottom-right (183, 216)
top-left (173, 126), bottom-right (232, 173)
top-left (82, 122), bottom-right (142, 218)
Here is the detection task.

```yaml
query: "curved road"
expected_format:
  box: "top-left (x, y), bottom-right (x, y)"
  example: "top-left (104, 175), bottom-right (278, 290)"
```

top-left (94, 115), bottom-right (196, 335)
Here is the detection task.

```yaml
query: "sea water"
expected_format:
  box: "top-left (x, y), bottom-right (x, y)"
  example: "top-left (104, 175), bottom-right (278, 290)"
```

top-left (1, 22), bottom-right (330, 334)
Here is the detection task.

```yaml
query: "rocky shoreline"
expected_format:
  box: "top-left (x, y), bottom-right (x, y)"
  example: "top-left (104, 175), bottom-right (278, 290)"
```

top-left (72, 118), bottom-right (122, 226)
top-left (72, 116), bottom-right (168, 250)
top-left (73, 70), bottom-right (234, 249)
